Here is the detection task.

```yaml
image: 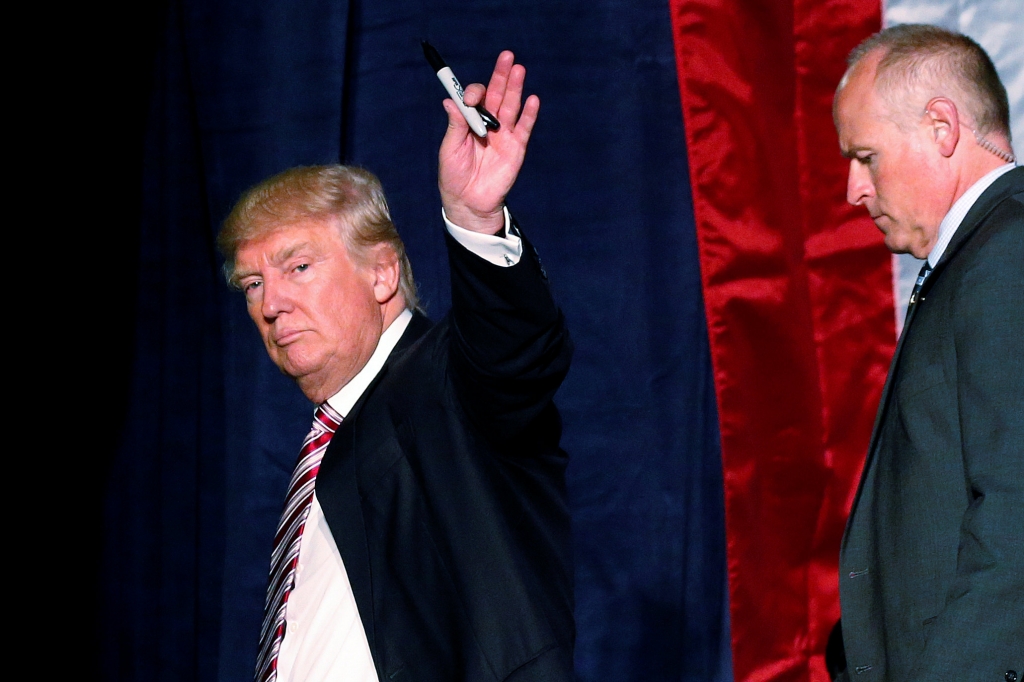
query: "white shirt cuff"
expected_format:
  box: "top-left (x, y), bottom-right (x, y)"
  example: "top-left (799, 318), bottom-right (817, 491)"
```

top-left (442, 206), bottom-right (523, 267)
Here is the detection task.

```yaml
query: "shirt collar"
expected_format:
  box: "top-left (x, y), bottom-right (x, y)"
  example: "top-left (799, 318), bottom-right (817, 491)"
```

top-left (928, 162), bottom-right (1016, 267)
top-left (325, 308), bottom-right (413, 418)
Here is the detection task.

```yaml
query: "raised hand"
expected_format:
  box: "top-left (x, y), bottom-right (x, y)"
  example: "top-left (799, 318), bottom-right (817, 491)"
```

top-left (438, 51), bottom-right (540, 234)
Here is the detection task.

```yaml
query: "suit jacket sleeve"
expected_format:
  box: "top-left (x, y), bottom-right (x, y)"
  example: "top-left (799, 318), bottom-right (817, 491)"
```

top-left (912, 195), bottom-right (1024, 678)
top-left (444, 219), bottom-right (573, 442)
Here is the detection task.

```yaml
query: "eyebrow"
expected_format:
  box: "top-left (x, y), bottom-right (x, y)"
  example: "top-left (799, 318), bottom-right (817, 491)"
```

top-left (840, 144), bottom-right (870, 159)
top-left (232, 241), bottom-right (319, 285)
top-left (270, 242), bottom-right (316, 265)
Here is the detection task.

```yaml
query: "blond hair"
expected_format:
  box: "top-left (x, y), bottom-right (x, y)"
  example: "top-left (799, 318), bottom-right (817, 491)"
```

top-left (218, 165), bottom-right (418, 309)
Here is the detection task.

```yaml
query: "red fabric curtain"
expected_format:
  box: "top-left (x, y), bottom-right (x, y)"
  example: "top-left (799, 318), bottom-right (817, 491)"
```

top-left (668, 0), bottom-right (893, 679)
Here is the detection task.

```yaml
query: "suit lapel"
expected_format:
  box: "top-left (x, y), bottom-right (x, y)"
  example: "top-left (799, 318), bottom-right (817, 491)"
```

top-left (312, 310), bottom-right (434, 659)
top-left (845, 300), bottom-right (918, 534)
top-left (314, 416), bottom-right (375, 652)
top-left (860, 276), bottom-right (923, 465)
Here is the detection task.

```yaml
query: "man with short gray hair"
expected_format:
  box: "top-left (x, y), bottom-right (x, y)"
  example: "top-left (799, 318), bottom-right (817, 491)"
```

top-left (832, 23), bottom-right (1022, 682)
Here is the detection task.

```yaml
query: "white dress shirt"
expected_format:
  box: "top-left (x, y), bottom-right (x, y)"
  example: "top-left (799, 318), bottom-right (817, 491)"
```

top-left (276, 212), bottom-right (522, 682)
top-left (927, 162), bottom-right (1016, 267)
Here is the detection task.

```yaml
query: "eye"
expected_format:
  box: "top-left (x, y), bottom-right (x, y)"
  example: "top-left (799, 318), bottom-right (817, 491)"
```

top-left (242, 280), bottom-right (262, 299)
top-left (294, 263), bottom-right (310, 273)
top-left (856, 153), bottom-right (874, 166)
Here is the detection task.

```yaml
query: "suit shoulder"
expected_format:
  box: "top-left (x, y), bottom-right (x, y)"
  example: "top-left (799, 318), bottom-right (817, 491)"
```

top-left (957, 193), bottom-right (1023, 278)
top-left (1011, 188), bottom-right (1024, 209)
top-left (943, 197), bottom-right (1024, 342)
top-left (385, 317), bottom-right (450, 384)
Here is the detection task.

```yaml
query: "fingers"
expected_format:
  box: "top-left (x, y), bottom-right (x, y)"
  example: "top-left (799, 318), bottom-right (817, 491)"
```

top-left (484, 50), bottom-right (515, 114)
top-left (447, 51), bottom-right (536, 142)
top-left (514, 94), bottom-right (540, 143)
top-left (497, 64), bottom-right (525, 127)
top-left (462, 83), bottom-right (486, 108)
top-left (466, 53), bottom-right (530, 127)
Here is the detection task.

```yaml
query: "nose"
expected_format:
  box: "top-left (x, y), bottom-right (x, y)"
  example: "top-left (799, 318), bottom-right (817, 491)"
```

top-left (259, 276), bottom-right (294, 320)
top-left (846, 159), bottom-right (874, 206)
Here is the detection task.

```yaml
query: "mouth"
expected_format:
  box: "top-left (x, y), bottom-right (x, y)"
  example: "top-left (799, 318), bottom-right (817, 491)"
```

top-left (272, 329), bottom-right (307, 346)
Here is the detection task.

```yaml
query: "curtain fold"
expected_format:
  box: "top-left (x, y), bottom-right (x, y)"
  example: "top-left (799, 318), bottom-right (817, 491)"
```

top-left (668, 0), bottom-right (887, 679)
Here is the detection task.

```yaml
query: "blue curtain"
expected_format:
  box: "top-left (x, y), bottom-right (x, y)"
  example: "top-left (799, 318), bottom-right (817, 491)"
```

top-left (100, 1), bottom-right (731, 680)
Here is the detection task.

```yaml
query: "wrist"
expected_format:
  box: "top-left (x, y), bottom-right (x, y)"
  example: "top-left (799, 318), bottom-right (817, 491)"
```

top-left (440, 203), bottom-right (506, 235)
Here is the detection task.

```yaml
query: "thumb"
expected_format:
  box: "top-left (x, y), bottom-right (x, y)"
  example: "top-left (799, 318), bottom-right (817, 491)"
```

top-left (441, 98), bottom-right (470, 139)
top-left (439, 98), bottom-right (473, 168)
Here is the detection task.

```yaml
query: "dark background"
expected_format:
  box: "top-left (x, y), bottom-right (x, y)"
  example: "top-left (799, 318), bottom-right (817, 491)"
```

top-left (53, 1), bottom-right (731, 680)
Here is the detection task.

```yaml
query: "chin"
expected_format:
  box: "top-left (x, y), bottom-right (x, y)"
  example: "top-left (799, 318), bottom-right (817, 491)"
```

top-left (883, 236), bottom-right (909, 255)
top-left (882, 231), bottom-right (916, 257)
top-left (898, 236), bottom-right (932, 260)
top-left (273, 351), bottom-right (321, 382)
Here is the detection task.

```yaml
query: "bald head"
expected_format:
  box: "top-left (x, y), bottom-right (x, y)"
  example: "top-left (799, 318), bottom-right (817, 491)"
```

top-left (839, 24), bottom-right (1010, 141)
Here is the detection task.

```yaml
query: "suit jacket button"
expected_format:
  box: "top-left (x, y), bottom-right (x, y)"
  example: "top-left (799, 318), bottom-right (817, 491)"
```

top-left (1006, 671), bottom-right (1017, 682)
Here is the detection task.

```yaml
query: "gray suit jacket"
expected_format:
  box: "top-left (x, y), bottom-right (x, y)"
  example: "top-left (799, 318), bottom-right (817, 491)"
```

top-left (838, 167), bottom-right (1024, 681)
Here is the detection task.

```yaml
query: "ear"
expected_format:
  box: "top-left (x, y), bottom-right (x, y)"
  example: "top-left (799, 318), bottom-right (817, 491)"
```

top-left (368, 243), bottom-right (401, 304)
top-left (924, 97), bottom-right (960, 158)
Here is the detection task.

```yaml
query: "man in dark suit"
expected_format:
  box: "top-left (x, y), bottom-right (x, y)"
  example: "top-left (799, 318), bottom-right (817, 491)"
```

top-left (832, 24), bottom-right (1022, 681)
top-left (218, 52), bottom-right (574, 682)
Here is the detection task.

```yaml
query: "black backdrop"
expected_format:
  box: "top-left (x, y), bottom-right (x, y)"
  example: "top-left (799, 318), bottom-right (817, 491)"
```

top-left (70, 1), bottom-right (732, 680)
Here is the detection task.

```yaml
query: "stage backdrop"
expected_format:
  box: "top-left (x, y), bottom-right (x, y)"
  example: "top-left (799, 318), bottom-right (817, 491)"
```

top-left (98, 0), bottom-right (1021, 681)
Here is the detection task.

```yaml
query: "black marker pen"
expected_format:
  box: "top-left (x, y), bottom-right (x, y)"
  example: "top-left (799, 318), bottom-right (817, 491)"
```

top-left (422, 40), bottom-right (500, 137)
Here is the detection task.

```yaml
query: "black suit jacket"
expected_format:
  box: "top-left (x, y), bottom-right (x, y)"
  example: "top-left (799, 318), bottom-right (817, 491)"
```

top-left (838, 167), bottom-right (1024, 681)
top-left (314, 227), bottom-right (574, 682)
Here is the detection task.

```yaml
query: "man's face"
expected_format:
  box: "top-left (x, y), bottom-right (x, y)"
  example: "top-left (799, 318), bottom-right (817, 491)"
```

top-left (835, 56), bottom-right (949, 258)
top-left (234, 220), bottom-right (388, 403)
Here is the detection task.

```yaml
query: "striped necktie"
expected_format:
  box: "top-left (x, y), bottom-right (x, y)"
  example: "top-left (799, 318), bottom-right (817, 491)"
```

top-left (255, 402), bottom-right (343, 682)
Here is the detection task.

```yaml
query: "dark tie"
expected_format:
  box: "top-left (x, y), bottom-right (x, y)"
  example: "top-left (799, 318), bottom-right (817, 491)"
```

top-left (255, 403), bottom-right (343, 682)
top-left (908, 262), bottom-right (933, 305)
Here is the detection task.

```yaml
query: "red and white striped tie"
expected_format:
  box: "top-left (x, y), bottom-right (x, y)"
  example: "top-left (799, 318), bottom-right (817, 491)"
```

top-left (255, 402), bottom-right (343, 682)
